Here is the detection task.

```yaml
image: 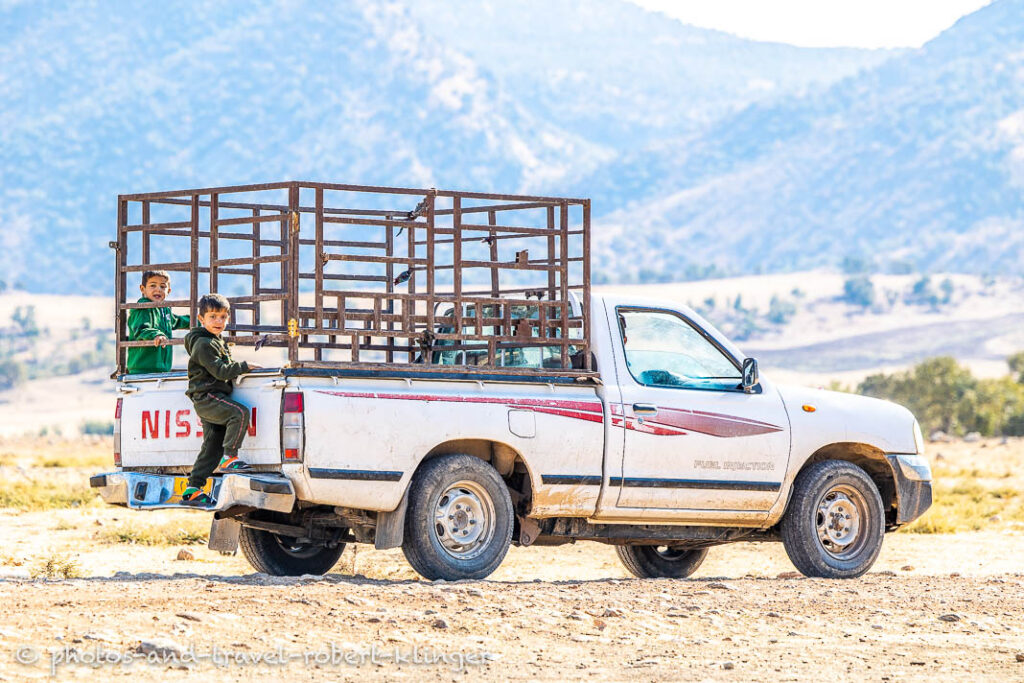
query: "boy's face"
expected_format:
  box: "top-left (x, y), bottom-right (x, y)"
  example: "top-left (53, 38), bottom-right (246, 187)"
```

top-left (198, 307), bottom-right (230, 336)
top-left (140, 276), bottom-right (170, 303)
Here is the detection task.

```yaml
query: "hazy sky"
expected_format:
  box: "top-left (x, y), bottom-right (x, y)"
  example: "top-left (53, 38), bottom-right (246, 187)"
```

top-left (627, 0), bottom-right (993, 48)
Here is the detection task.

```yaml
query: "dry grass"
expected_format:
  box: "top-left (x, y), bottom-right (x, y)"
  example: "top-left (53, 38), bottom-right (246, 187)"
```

top-left (0, 480), bottom-right (101, 511)
top-left (29, 552), bottom-right (83, 579)
top-left (38, 451), bottom-right (111, 469)
top-left (98, 518), bottom-right (210, 546)
top-left (901, 441), bottom-right (1024, 533)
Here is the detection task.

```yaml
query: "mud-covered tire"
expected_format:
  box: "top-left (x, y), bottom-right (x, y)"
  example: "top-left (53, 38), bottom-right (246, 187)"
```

top-left (401, 454), bottom-right (514, 581)
top-left (239, 523), bottom-right (345, 576)
top-left (780, 460), bottom-right (884, 579)
top-left (615, 544), bottom-right (709, 579)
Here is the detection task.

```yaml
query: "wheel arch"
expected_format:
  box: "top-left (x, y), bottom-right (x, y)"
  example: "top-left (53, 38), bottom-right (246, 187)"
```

top-left (419, 438), bottom-right (538, 503)
top-left (375, 439), bottom-right (538, 551)
top-left (796, 442), bottom-right (898, 526)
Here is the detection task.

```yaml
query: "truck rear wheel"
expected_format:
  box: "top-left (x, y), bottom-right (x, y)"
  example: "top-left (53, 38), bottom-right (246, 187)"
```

top-left (239, 521), bottom-right (345, 576)
top-left (402, 454), bottom-right (514, 581)
top-left (780, 459), bottom-right (884, 578)
top-left (615, 545), bottom-right (708, 578)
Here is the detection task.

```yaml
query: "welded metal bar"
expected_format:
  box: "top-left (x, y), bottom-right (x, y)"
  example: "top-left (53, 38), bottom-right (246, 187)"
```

top-left (559, 201), bottom-right (569, 368)
top-left (122, 262), bottom-right (196, 273)
top-left (189, 195), bottom-right (199, 324)
top-left (299, 273), bottom-right (389, 283)
top-left (215, 213), bottom-right (288, 226)
top-left (252, 208), bottom-right (261, 329)
top-left (547, 205), bottom-right (556, 312)
top-left (315, 187), bottom-right (324, 336)
top-left (385, 215), bottom-right (395, 363)
top-left (452, 196), bottom-right (462, 334)
top-left (323, 215), bottom-right (427, 230)
top-left (122, 181), bottom-right (296, 201)
top-left (323, 254), bottom-right (428, 266)
top-left (115, 198), bottom-right (128, 373)
top-left (425, 190), bottom-right (436, 334)
top-left (488, 210), bottom-right (498, 296)
top-left (407, 210), bottom-right (416, 362)
top-left (210, 192), bottom-right (219, 293)
top-left (456, 222), bottom-right (564, 237)
top-left (299, 239), bottom-right (386, 249)
top-left (122, 220), bottom-right (193, 232)
top-left (435, 201), bottom-right (561, 216)
top-left (287, 184), bottom-right (300, 366)
top-left (141, 201), bottom-right (151, 265)
top-left (582, 199), bottom-right (592, 370)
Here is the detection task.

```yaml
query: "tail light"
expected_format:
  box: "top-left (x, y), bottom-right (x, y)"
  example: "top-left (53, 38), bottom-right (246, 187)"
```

top-left (113, 398), bottom-right (122, 467)
top-left (282, 391), bottom-right (304, 462)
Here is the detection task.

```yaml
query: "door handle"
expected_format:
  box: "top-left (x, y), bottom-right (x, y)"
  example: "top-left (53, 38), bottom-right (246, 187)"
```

top-left (632, 403), bottom-right (659, 416)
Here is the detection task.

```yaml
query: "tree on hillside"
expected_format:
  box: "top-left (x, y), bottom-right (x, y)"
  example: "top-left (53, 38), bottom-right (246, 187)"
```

top-left (1008, 351), bottom-right (1024, 384)
top-left (842, 276), bottom-right (874, 308)
top-left (858, 357), bottom-right (975, 434)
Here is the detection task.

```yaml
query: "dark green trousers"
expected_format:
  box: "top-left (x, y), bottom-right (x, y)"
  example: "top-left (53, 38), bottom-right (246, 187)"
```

top-left (187, 392), bottom-right (250, 489)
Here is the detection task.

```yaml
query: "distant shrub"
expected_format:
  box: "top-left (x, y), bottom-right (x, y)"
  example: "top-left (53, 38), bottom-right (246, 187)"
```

top-left (0, 359), bottom-right (27, 390)
top-left (858, 354), bottom-right (1024, 436)
top-left (80, 420), bottom-right (114, 436)
top-left (842, 276), bottom-right (874, 308)
top-left (906, 276), bottom-right (940, 307)
top-left (767, 295), bottom-right (797, 325)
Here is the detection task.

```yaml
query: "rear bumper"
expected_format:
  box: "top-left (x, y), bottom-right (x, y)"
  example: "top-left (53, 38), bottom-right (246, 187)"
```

top-left (89, 471), bottom-right (295, 513)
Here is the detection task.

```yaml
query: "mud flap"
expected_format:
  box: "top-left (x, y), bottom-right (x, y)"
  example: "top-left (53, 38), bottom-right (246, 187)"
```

top-left (208, 517), bottom-right (242, 553)
top-left (374, 488), bottom-right (409, 550)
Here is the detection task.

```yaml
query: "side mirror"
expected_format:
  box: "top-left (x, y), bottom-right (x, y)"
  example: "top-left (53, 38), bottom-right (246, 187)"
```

top-left (741, 357), bottom-right (759, 393)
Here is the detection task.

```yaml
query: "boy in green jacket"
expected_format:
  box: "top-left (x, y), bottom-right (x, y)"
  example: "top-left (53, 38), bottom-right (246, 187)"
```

top-left (180, 293), bottom-right (262, 506)
top-left (127, 270), bottom-right (190, 374)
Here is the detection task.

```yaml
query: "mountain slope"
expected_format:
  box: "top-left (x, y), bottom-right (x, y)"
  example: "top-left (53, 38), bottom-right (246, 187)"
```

top-left (0, 0), bottom-right (892, 293)
top-left (406, 0), bottom-right (895, 150)
top-left (0, 0), bottom-right (607, 292)
top-left (587, 0), bottom-right (1024, 282)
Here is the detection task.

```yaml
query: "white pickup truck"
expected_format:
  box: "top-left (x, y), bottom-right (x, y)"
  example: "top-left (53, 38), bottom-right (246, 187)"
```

top-left (92, 293), bottom-right (932, 581)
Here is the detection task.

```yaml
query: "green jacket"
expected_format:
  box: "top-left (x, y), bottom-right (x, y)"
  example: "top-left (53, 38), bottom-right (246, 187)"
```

top-left (126, 298), bottom-right (191, 374)
top-left (184, 327), bottom-right (250, 400)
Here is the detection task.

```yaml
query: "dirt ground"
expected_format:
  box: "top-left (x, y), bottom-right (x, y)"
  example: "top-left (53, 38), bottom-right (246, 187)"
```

top-left (2, 437), bottom-right (1023, 680)
top-left (1, 532), bottom-right (1023, 681)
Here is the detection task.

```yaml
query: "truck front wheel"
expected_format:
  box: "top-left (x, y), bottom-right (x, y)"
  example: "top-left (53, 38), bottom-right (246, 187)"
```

top-left (239, 523), bottom-right (345, 576)
top-left (615, 545), bottom-right (708, 578)
top-left (402, 454), bottom-right (514, 581)
top-left (780, 460), bottom-right (885, 578)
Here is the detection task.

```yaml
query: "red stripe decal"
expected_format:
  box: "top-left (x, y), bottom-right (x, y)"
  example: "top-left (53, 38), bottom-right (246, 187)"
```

top-left (316, 390), bottom-right (604, 424)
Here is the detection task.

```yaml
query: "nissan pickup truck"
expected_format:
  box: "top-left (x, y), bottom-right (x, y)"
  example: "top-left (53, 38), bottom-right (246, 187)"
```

top-left (92, 292), bottom-right (932, 581)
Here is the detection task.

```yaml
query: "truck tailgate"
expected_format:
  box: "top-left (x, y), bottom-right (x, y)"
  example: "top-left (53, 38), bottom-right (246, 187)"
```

top-left (119, 375), bottom-right (281, 468)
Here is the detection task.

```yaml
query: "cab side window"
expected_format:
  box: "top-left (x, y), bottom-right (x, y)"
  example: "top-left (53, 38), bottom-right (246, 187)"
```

top-left (618, 309), bottom-right (741, 391)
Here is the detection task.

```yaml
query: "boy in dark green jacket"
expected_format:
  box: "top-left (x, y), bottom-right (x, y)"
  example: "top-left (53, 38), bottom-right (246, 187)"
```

top-left (180, 293), bottom-right (262, 506)
top-left (127, 270), bottom-right (191, 374)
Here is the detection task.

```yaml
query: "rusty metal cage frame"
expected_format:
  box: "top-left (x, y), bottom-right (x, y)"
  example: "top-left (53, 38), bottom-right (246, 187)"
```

top-left (114, 181), bottom-right (593, 378)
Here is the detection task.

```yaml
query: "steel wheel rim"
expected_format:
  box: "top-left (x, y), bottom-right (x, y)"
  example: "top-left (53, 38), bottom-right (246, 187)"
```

top-left (433, 480), bottom-right (495, 561)
top-left (815, 484), bottom-right (867, 560)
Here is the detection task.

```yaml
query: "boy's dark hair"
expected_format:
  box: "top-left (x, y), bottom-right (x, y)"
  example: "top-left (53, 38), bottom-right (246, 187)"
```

top-left (198, 293), bottom-right (231, 316)
top-left (141, 270), bottom-right (171, 286)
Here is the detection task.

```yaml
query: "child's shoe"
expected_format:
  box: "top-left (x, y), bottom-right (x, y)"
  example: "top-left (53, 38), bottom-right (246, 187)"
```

top-left (215, 455), bottom-right (253, 473)
top-left (181, 486), bottom-right (214, 507)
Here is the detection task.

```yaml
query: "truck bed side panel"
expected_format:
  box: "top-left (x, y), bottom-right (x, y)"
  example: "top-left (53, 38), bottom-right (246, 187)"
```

top-left (296, 376), bottom-right (605, 515)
